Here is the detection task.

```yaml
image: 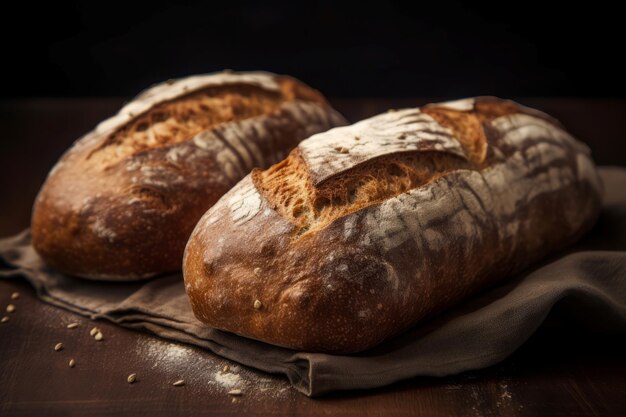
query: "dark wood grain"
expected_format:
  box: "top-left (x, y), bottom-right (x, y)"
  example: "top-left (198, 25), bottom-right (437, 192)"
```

top-left (1, 98), bottom-right (625, 417)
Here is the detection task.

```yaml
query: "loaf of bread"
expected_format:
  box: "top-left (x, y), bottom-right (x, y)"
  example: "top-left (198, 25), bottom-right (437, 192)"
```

top-left (183, 97), bottom-right (603, 353)
top-left (31, 71), bottom-right (347, 280)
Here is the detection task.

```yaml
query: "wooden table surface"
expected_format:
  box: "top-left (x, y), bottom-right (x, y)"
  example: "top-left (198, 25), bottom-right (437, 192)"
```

top-left (1, 98), bottom-right (625, 416)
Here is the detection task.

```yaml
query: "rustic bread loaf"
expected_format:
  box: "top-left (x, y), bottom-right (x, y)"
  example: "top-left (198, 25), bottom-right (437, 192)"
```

top-left (183, 97), bottom-right (603, 353)
top-left (31, 71), bottom-right (347, 280)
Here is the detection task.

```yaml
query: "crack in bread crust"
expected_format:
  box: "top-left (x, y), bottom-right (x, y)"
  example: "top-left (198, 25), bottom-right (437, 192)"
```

top-left (254, 150), bottom-right (473, 235)
top-left (421, 98), bottom-right (556, 165)
top-left (89, 85), bottom-right (286, 167)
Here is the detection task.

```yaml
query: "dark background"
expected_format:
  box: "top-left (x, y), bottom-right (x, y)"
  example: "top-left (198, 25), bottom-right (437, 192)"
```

top-left (3, 0), bottom-right (625, 98)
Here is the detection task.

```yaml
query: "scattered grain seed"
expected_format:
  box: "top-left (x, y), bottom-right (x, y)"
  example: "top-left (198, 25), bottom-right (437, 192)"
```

top-left (54, 342), bottom-right (64, 351)
top-left (67, 323), bottom-right (79, 329)
top-left (69, 359), bottom-right (76, 368)
top-left (334, 146), bottom-right (350, 154)
top-left (1, 316), bottom-right (9, 323)
top-left (11, 292), bottom-right (19, 300)
top-left (228, 389), bottom-right (242, 396)
top-left (127, 373), bottom-right (137, 384)
top-left (231, 397), bottom-right (237, 403)
top-left (90, 327), bottom-right (100, 336)
top-left (253, 300), bottom-right (262, 309)
top-left (173, 379), bottom-right (185, 387)
top-left (94, 332), bottom-right (104, 341)
top-left (6, 304), bottom-right (15, 313)
top-left (223, 365), bottom-right (230, 373)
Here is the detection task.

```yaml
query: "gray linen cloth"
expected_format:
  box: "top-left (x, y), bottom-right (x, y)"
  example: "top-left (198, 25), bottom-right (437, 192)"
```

top-left (1, 167), bottom-right (625, 397)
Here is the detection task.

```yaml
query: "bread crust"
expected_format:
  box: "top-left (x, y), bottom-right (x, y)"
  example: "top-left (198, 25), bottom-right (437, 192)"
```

top-left (31, 71), bottom-right (347, 280)
top-left (183, 97), bottom-right (602, 353)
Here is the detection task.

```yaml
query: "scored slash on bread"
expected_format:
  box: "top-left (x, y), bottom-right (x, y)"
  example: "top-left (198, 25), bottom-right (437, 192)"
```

top-left (183, 97), bottom-right (602, 353)
top-left (31, 71), bottom-right (347, 280)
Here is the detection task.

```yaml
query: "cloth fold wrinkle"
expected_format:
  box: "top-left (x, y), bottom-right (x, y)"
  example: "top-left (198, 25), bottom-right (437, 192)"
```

top-left (1, 167), bottom-right (626, 397)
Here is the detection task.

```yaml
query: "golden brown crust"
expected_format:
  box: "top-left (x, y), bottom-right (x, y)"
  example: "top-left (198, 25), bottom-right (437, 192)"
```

top-left (184, 97), bottom-right (602, 353)
top-left (253, 150), bottom-right (472, 235)
top-left (31, 71), bottom-right (347, 279)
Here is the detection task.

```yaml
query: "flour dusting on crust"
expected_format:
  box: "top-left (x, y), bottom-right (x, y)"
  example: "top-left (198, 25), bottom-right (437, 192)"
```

top-left (298, 109), bottom-right (467, 184)
top-left (229, 178), bottom-right (263, 226)
top-left (91, 218), bottom-right (117, 243)
top-left (435, 98), bottom-right (476, 111)
top-left (356, 113), bottom-right (598, 254)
